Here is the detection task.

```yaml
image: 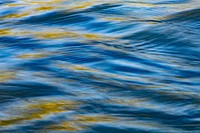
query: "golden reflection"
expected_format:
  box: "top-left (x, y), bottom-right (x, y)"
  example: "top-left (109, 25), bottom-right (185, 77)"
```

top-left (27, 100), bottom-right (77, 114)
top-left (33, 29), bottom-right (113, 41)
top-left (34, 6), bottom-right (55, 11)
top-left (103, 17), bottom-right (128, 21)
top-left (82, 33), bottom-right (115, 41)
top-left (0, 71), bottom-right (16, 82)
top-left (56, 62), bottom-right (95, 72)
top-left (0, 117), bottom-right (27, 126)
top-left (75, 115), bottom-right (116, 123)
top-left (69, 2), bottom-right (93, 10)
top-left (0, 100), bottom-right (79, 127)
top-left (82, 34), bottom-right (104, 40)
top-left (35, 31), bottom-right (79, 39)
top-left (71, 66), bottom-right (92, 71)
top-left (17, 53), bottom-right (48, 59)
top-left (0, 29), bottom-right (12, 36)
top-left (2, 13), bottom-right (30, 19)
top-left (0, 27), bottom-right (114, 41)
top-left (5, 4), bottom-right (24, 7)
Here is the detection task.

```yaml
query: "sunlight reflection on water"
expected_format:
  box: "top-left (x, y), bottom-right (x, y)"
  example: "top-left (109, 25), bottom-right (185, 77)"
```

top-left (0, 0), bottom-right (200, 132)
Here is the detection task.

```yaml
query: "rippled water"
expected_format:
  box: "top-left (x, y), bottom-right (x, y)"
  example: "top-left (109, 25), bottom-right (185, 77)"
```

top-left (0, 0), bottom-right (200, 132)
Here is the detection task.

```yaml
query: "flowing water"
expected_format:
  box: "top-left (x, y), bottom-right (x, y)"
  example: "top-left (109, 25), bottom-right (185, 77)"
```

top-left (0, 0), bottom-right (200, 132)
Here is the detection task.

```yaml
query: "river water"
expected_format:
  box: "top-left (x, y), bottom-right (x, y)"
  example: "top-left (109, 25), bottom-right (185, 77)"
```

top-left (0, 0), bottom-right (200, 133)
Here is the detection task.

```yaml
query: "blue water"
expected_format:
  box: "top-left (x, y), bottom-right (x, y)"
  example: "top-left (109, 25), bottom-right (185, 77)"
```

top-left (0, 0), bottom-right (200, 133)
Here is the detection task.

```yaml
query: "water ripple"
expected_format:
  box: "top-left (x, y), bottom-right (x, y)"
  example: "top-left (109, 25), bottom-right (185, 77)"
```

top-left (0, 0), bottom-right (200, 132)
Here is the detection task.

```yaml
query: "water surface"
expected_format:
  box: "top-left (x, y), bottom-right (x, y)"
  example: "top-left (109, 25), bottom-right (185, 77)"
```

top-left (0, 0), bottom-right (200, 132)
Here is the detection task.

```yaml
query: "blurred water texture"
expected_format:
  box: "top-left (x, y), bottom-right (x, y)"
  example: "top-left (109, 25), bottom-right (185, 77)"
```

top-left (0, 0), bottom-right (200, 132)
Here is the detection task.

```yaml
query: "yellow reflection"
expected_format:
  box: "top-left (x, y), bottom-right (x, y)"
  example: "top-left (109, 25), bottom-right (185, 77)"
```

top-left (0, 29), bottom-right (12, 36)
top-left (27, 100), bottom-right (77, 114)
top-left (5, 4), bottom-right (24, 7)
top-left (69, 2), bottom-right (93, 10)
top-left (71, 66), bottom-right (91, 71)
top-left (34, 30), bottom-right (109, 40)
top-left (0, 100), bottom-right (79, 127)
top-left (103, 17), bottom-right (128, 21)
top-left (35, 31), bottom-right (78, 39)
top-left (75, 115), bottom-right (116, 123)
top-left (56, 63), bottom-right (95, 72)
top-left (1, 27), bottom-right (113, 41)
top-left (82, 34), bottom-right (103, 40)
top-left (17, 53), bottom-right (47, 59)
top-left (2, 13), bottom-right (30, 19)
top-left (0, 117), bottom-right (27, 126)
top-left (34, 6), bottom-right (55, 11)
top-left (0, 71), bottom-right (16, 82)
top-left (81, 33), bottom-right (115, 41)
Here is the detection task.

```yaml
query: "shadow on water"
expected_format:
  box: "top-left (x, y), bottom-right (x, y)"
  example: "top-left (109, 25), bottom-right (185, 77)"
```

top-left (0, 0), bottom-right (200, 132)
